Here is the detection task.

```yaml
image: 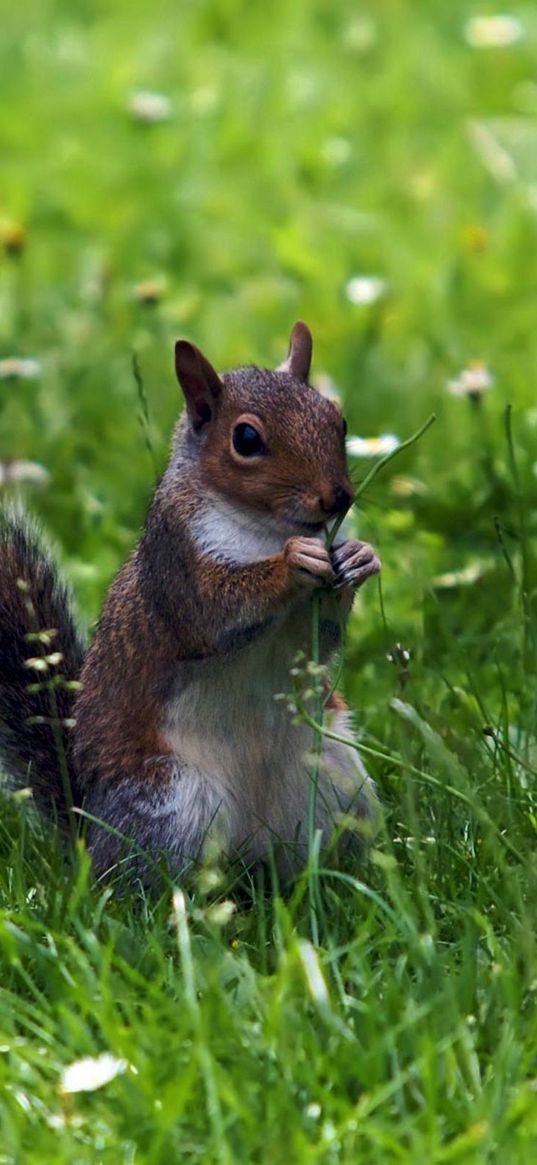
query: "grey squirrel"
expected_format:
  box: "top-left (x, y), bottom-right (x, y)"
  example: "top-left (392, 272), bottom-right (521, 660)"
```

top-left (0, 323), bottom-right (380, 882)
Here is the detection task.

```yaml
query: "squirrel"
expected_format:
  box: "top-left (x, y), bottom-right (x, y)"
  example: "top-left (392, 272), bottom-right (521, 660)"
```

top-left (0, 322), bottom-right (380, 883)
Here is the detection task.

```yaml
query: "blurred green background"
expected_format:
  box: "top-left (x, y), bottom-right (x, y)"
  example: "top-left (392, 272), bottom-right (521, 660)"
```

top-left (2, 0), bottom-right (537, 693)
top-left (5, 5), bottom-right (537, 1161)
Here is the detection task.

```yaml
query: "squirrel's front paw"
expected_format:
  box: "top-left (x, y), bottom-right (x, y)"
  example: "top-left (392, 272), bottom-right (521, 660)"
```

top-left (331, 540), bottom-right (381, 591)
top-left (284, 536), bottom-right (336, 588)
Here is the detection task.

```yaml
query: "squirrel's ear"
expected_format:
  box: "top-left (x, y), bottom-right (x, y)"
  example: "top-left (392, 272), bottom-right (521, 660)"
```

top-left (277, 321), bottom-right (313, 382)
top-left (174, 340), bottom-right (223, 431)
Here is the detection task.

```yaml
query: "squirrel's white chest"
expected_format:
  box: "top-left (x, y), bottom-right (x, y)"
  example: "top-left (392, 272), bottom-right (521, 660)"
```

top-left (190, 493), bottom-right (287, 564)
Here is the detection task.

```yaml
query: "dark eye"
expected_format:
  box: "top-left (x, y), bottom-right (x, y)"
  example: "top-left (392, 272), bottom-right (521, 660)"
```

top-left (342, 417), bottom-right (348, 437)
top-left (232, 423), bottom-right (266, 457)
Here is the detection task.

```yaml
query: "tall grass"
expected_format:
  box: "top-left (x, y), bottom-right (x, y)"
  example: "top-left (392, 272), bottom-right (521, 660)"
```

top-left (2, 0), bottom-right (537, 1159)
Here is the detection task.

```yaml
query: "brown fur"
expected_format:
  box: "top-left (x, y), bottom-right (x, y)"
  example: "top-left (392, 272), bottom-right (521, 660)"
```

top-left (0, 324), bottom-right (380, 883)
top-left (72, 328), bottom-right (379, 879)
top-left (195, 370), bottom-right (353, 525)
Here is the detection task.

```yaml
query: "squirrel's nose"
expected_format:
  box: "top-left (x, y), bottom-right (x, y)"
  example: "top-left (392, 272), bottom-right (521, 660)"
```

top-left (320, 485), bottom-right (353, 517)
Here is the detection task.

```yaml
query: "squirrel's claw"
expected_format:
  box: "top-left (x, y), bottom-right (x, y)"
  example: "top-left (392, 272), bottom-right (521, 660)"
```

top-left (285, 536), bottom-right (336, 587)
top-left (331, 539), bottom-right (381, 591)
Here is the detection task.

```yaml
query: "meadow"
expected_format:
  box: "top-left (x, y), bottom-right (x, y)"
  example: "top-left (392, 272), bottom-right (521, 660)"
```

top-left (2, 0), bottom-right (537, 1160)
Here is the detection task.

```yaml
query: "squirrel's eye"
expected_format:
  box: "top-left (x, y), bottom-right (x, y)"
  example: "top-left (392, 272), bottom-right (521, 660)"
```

top-left (232, 423), bottom-right (266, 457)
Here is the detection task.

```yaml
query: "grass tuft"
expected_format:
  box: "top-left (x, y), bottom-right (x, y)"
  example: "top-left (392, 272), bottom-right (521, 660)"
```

top-left (2, 0), bottom-right (537, 1159)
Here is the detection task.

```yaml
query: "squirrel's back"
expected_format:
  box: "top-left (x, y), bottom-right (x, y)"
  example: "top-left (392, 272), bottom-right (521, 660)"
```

top-left (0, 509), bottom-right (85, 822)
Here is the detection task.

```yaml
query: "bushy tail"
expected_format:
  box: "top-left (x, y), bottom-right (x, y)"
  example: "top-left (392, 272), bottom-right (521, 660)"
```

top-left (0, 509), bottom-right (86, 823)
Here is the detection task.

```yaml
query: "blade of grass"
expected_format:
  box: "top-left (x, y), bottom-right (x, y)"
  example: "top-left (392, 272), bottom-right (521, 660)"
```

top-left (132, 352), bottom-right (159, 480)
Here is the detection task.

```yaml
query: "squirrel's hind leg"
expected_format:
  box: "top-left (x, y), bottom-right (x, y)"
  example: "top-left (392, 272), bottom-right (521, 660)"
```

top-left (83, 763), bottom-right (231, 887)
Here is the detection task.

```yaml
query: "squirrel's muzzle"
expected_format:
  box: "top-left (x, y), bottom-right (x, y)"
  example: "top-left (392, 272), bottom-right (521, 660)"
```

top-left (319, 484), bottom-right (354, 518)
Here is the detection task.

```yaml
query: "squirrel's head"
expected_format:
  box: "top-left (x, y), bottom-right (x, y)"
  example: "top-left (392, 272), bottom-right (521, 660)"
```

top-left (173, 322), bottom-right (354, 534)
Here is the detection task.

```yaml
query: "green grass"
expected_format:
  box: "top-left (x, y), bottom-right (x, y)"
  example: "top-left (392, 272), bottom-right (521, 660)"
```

top-left (2, 0), bottom-right (537, 1159)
